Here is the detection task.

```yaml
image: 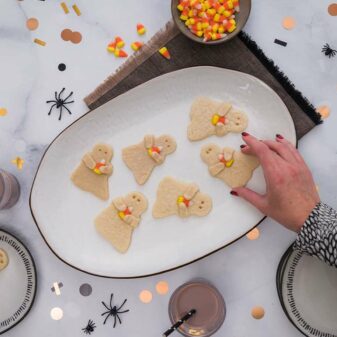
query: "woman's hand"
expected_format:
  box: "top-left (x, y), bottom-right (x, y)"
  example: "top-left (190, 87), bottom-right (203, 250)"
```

top-left (231, 133), bottom-right (320, 232)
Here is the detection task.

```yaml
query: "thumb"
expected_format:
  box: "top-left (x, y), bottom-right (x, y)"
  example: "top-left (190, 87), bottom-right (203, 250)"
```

top-left (232, 187), bottom-right (267, 213)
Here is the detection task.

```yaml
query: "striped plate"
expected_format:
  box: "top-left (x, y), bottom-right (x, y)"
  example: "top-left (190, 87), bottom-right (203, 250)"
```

top-left (0, 229), bottom-right (37, 335)
top-left (277, 244), bottom-right (337, 337)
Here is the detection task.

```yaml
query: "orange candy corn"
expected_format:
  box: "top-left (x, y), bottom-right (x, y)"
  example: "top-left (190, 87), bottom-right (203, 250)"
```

top-left (159, 47), bottom-right (171, 60)
top-left (137, 23), bottom-right (146, 35)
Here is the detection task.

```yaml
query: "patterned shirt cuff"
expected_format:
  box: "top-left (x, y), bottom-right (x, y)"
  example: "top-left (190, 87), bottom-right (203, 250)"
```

top-left (293, 202), bottom-right (337, 267)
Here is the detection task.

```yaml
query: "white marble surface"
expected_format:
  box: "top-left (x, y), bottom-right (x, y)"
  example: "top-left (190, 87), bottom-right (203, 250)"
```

top-left (0, 0), bottom-right (336, 336)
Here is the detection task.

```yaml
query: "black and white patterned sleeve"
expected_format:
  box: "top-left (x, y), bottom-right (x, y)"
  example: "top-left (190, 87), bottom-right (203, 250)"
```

top-left (293, 202), bottom-right (337, 267)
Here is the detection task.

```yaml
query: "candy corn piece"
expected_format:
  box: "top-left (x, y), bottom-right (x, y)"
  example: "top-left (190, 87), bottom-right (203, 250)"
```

top-left (159, 46), bottom-right (170, 60)
top-left (115, 36), bottom-right (125, 48)
top-left (137, 23), bottom-right (146, 35)
top-left (114, 49), bottom-right (128, 58)
top-left (131, 41), bottom-right (143, 51)
top-left (107, 41), bottom-right (116, 53)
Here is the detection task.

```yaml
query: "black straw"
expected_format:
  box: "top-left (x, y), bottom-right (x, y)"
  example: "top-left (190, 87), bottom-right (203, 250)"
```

top-left (163, 309), bottom-right (196, 337)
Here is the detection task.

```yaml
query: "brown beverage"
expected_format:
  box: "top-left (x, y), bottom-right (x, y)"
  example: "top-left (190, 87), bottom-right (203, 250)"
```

top-left (0, 169), bottom-right (20, 210)
top-left (168, 280), bottom-right (225, 337)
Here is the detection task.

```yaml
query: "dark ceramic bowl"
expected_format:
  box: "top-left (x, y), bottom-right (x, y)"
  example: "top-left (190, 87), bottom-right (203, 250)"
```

top-left (171, 0), bottom-right (251, 45)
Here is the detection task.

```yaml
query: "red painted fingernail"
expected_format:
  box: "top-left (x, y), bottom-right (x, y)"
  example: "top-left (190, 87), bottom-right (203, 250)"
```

top-left (276, 134), bottom-right (284, 139)
top-left (242, 132), bottom-right (249, 137)
top-left (240, 144), bottom-right (246, 149)
top-left (230, 190), bottom-right (238, 196)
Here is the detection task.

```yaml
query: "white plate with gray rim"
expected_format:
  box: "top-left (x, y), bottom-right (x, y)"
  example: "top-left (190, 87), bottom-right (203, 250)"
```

top-left (0, 229), bottom-right (37, 334)
top-left (30, 66), bottom-right (296, 278)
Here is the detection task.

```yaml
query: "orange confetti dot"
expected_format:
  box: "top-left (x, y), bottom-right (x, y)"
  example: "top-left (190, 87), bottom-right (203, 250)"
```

top-left (246, 228), bottom-right (260, 240)
top-left (316, 105), bottom-right (331, 119)
top-left (328, 3), bottom-right (337, 16)
top-left (282, 16), bottom-right (296, 30)
top-left (26, 18), bottom-right (39, 31)
top-left (251, 306), bottom-right (265, 319)
top-left (139, 290), bottom-right (152, 303)
top-left (0, 108), bottom-right (7, 116)
top-left (156, 281), bottom-right (169, 295)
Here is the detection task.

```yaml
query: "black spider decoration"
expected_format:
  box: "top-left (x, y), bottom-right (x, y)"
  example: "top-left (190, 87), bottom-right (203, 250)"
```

top-left (82, 319), bottom-right (96, 335)
top-left (101, 293), bottom-right (129, 327)
top-left (46, 88), bottom-right (74, 120)
top-left (322, 43), bottom-right (336, 58)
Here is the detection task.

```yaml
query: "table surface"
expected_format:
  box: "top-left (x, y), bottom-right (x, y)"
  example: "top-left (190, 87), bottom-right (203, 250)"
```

top-left (0, 0), bottom-right (336, 336)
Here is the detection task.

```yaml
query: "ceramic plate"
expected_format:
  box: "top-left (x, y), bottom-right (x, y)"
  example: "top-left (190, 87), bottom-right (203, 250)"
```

top-left (277, 245), bottom-right (337, 337)
top-left (30, 66), bottom-right (296, 278)
top-left (0, 229), bottom-right (37, 334)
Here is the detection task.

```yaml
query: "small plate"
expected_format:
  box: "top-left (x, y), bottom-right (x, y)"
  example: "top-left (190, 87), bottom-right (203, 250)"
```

top-left (0, 229), bottom-right (37, 335)
top-left (277, 245), bottom-right (337, 337)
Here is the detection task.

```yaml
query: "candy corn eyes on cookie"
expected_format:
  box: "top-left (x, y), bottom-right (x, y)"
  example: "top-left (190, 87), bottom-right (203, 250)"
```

top-left (71, 143), bottom-right (114, 200)
top-left (122, 134), bottom-right (177, 185)
top-left (152, 177), bottom-right (212, 218)
top-left (200, 144), bottom-right (259, 188)
top-left (95, 192), bottom-right (148, 253)
top-left (187, 97), bottom-right (248, 141)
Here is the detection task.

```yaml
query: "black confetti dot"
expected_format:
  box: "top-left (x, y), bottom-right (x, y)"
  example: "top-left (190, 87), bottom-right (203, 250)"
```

top-left (58, 63), bottom-right (66, 71)
top-left (79, 283), bottom-right (92, 296)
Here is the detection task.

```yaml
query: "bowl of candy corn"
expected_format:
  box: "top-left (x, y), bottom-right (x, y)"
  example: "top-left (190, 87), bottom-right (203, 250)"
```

top-left (172, 0), bottom-right (251, 44)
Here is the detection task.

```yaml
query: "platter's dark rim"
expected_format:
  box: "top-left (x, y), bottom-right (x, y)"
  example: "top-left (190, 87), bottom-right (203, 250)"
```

top-left (29, 67), bottom-right (298, 279)
top-left (276, 244), bottom-right (336, 337)
top-left (170, 0), bottom-right (252, 45)
top-left (0, 229), bottom-right (37, 335)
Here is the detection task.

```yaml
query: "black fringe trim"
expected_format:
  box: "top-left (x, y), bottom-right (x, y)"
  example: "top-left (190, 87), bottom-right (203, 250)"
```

top-left (239, 31), bottom-right (322, 125)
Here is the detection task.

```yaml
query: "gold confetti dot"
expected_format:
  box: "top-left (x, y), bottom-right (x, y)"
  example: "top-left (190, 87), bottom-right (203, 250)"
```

top-left (11, 157), bottom-right (24, 170)
top-left (246, 228), bottom-right (260, 240)
top-left (26, 18), bottom-right (39, 31)
top-left (316, 105), bottom-right (331, 119)
top-left (50, 307), bottom-right (63, 320)
top-left (139, 290), bottom-right (153, 303)
top-left (156, 281), bottom-right (169, 295)
top-left (0, 108), bottom-right (7, 116)
top-left (282, 16), bottom-right (296, 30)
top-left (251, 306), bottom-right (265, 319)
top-left (328, 3), bottom-right (337, 16)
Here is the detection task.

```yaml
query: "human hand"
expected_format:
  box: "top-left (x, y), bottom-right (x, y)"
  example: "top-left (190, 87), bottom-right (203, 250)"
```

top-left (231, 133), bottom-right (320, 232)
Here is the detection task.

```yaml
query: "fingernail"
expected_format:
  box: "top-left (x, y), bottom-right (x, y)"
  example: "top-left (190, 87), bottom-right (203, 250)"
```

top-left (230, 190), bottom-right (238, 196)
top-left (242, 132), bottom-right (249, 137)
top-left (240, 144), bottom-right (246, 149)
top-left (276, 134), bottom-right (284, 139)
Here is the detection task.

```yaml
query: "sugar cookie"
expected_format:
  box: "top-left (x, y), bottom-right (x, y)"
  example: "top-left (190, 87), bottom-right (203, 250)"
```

top-left (95, 192), bottom-right (148, 253)
top-left (153, 177), bottom-right (212, 218)
top-left (0, 248), bottom-right (9, 271)
top-left (122, 134), bottom-right (177, 185)
top-left (200, 144), bottom-right (259, 188)
top-left (71, 143), bottom-right (113, 200)
top-left (187, 97), bottom-right (248, 141)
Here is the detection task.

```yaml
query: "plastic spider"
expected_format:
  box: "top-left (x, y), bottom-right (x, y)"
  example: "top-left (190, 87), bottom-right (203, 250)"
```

top-left (82, 319), bottom-right (96, 335)
top-left (101, 293), bottom-right (129, 327)
top-left (322, 43), bottom-right (336, 58)
top-left (46, 88), bottom-right (74, 120)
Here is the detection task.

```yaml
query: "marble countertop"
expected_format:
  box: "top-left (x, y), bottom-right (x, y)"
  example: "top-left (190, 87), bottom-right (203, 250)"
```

top-left (0, 0), bottom-right (336, 336)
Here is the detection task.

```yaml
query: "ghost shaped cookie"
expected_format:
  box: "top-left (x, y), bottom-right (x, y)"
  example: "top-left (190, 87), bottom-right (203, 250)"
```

top-left (187, 97), bottom-right (248, 141)
top-left (0, 248), bottom-right (9, 271)
top-left (200, 144), bottom-right (259, 188)
top-left (71, 143), bottom-right (113, 200)
top-left (95, 192), bottom-right (148, 253)
top-left (152, 177), bottom-right (212, 218)
top-left (122, 134), bottom-right (177, 185)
